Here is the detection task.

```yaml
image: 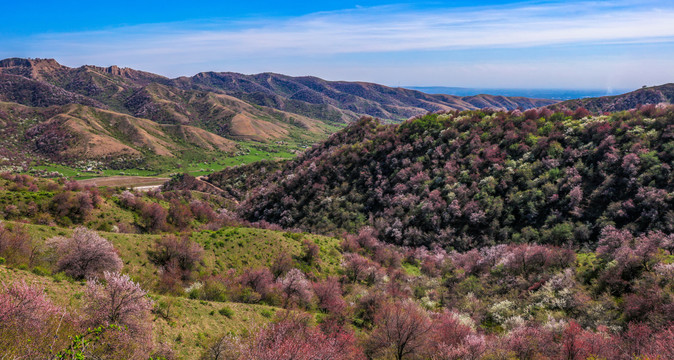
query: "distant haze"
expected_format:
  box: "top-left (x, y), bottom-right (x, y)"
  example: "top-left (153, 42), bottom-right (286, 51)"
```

top-left (405, 87), bottom-right (636, 101)
top-left (1, 1), bottom-right (673, 89)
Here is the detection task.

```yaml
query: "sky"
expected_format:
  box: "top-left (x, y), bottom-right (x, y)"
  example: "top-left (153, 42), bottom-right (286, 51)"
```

top-left (1, 0), bottom-right (673, 90)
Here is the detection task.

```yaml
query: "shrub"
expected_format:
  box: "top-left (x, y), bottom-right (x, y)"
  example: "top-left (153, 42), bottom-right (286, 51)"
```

top-left (219, 306), bottom-right (234, 318)
top-left (0, 223), bottom-right (33, 266)
top-left (84, 272), bottom-right (154, 359)
top-left (0, 281), bottom-right (72, 359)
top-left (149, 235), bottom-right (203, 284)
top-left (48, 227), bottom-right (122, 280)
top-left (277, 268), bottom-right (313, 308)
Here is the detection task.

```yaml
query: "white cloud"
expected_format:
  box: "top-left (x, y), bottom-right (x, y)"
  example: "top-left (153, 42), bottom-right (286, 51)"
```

top-left (3, 0), bottom-right (674, 87)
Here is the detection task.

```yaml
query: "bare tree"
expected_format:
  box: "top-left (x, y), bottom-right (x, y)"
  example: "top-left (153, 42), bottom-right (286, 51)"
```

top-left (367, 300), bottom-right (432, 360)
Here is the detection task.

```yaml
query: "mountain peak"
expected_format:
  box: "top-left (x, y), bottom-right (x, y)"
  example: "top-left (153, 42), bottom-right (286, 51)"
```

top-left (0, 57), bottom-right (62, 68)
top-left (82, 64), bottom-right (168, 81)
top-left (0, 57), bottom-right (69, 80)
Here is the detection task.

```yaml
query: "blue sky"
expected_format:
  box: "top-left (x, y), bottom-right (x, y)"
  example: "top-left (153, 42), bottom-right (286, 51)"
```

top-left (2, 0), bottom-right (673, 89)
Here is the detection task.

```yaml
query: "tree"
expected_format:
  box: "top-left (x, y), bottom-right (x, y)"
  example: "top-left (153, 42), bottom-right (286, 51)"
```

top-left (140, 202), bottom-right (168, 233)
top-left (0, 280), bottom-right (60, 329)
top-left (168, 198), bottom-right (194, 230)
top-left (149, 235), bottom-right (203, 284)
top-left (0, 222), bottom-right (35, 266)
top-left (429, 310), bottom-right (484, 360)
top-left (201, 334), bottom-right (241, 360)
top-left (301, 239), bottom-right (320, 265)
top-left (502, 325), bottom-right (558, 359)
top-left (239, 267), bottom-right (275, 298)
top-left (271, 252), bottom-right (294, 279)
top-left (367, 300), bottom-right (432, 360)
top-left (50, 191), bottom-right (95, 224)
top-left (0, 281), bottom-right (69, 359)
top-left (240, 313), bottom-right (364, 360)
top-left (190, 200), bottom-right (217, 223)
top-left (343, 252), bottom-right (379, 283)
top-left (48, 227), bottom-right (122, 280)
top-left (313, 277), bottom-right (347, 315)
top-left (83, 272), bottom-right (154, 359)
top-left (277, 268), bottom-right (313, 308)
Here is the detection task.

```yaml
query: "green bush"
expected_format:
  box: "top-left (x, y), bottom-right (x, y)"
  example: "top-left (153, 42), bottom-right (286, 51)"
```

top-left (52, 271), bottom-right (68, 283)
top-left (32, 266), bottom-right (51, 276)
top-left (218, 306), bottom-right (234, 318)
top-left (188, 288), bottom-right (201, 300)
top-left (0, 257), bottom-right (5, 265)
top-left (259, 308), bottom-right (274, 318)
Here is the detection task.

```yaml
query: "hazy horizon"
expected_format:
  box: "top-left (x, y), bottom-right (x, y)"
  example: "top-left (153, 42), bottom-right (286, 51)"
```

top-left (2, 0), bottom-right (673, 89)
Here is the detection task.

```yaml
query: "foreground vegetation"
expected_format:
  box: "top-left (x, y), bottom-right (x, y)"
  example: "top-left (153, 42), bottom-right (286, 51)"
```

top-left (2, 105), bottom-right (674, 359)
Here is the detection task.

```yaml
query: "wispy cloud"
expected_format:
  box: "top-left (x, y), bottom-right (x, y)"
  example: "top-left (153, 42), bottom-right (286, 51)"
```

top-left (3, 0), bottom-right (674, 87)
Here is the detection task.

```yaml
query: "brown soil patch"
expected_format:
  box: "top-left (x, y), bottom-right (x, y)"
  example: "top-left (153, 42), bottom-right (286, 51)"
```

top-left (77, 176), bottom-right (169, 188)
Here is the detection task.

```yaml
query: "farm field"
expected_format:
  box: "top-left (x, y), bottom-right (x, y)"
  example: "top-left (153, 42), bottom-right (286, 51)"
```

top-left (76, 176), bottom-right (170, 189)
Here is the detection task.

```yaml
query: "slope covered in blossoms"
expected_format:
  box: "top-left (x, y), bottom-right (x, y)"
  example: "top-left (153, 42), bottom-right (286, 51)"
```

top-left (216, 105), bottom-right (674, 250)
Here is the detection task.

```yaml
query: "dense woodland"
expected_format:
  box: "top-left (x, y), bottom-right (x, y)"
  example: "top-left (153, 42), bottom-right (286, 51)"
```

top-left (1, 105), bottom-right (674, 359)
top-left (210, 105), bottom-right (674, 251)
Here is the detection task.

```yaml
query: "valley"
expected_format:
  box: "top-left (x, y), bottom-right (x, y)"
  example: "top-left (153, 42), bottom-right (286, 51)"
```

top-left (1, 57), bottom-right (674, 360)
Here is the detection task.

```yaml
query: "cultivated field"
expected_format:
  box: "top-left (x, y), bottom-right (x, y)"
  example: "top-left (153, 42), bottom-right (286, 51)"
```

top-left (76, 176), bottom-right (169, 189)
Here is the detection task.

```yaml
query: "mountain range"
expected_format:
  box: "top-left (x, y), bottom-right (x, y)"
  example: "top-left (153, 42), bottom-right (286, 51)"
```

top-left (0, 57), bottom-right (672, 168)
top-left (551, 83), bottom-right (674, 113)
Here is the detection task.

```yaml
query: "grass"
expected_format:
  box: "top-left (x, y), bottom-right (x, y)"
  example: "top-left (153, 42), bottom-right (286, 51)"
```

top-left (192, 228), bottom-right (344, 277)
top-left (24, 133), bottom-right (324, 180)
top-left (0, 192), bottom-right (345, 359)
top-left (76, 176), bottom-right (170, 188)
top-left (0, 265), bottom-right (276, 359)
top-left (402, 262), bottom-right (422, 277)
top-left (16, 222), bottom-right (345, 285)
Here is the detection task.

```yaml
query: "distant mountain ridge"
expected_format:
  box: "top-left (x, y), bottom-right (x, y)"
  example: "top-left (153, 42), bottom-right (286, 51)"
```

top-left (406, 86), bottom-right (634, 100)
top-left (174, 71), bottom-right (559, 122)
top-left (2, 57), bottom-right (671, 169)
top-left (549, 84), bottom-right (674, 112)
top-left (0, 58), bottom-right (559, 125)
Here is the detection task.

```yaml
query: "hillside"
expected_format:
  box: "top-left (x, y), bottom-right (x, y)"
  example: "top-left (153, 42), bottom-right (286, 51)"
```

top-left (0, 58), bottom-right (558, 127)
top-left (0, 58), bottom-right (564, 173)
top-left (1, 164), bottom-right (673, 360)
top-left (0, 265), bottom-right (274, 359)
top-left (206, 106), bottom-right (674, 250)
top-left (173, 71), bottom-right (559, 122)
top-left (0, 58), bottom-right (332, 143)
top-left (0, 101), bottom-right (238, 167)
top-left (550, 83), bottom-right (674, 113)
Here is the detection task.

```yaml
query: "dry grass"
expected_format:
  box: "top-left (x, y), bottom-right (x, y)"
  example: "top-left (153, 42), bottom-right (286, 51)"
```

top-left (229, 113), bottom-right (289, 141)
top-left (77, 176), bottom-right (169, 188)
